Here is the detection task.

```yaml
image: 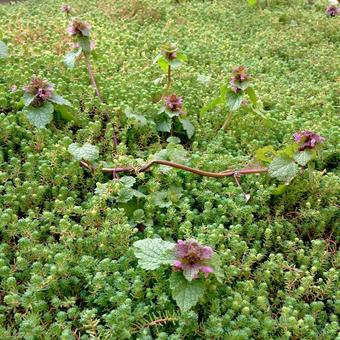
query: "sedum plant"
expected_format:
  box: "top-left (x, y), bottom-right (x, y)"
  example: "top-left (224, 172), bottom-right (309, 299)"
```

top-left (133, 238), bottom-right (222, 311)
top-left (157, 94), bottom-right (195, 138)
top-left (201, 66), bottom-right (265, 130)
top-left (22, 77), bottom-right (72, 128)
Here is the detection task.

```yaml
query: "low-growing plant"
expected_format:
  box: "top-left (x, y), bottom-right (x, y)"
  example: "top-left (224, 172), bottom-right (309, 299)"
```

top-left (201, 66), bottom-right (266, 130)
top-left (157, 93), bottom-right (195, 139)
top-left (21, 77), bottom-right (73, 128)
top-left (258, 130), bottom-right (326, 194)
top-left (64, 18), bottom-right (103, 102)
top-left (133, 238), bottom-right (223, 311)
top-left (326, 0), bottom-right (340, 16)
top-left (154, 43), bottom-right (187, 94)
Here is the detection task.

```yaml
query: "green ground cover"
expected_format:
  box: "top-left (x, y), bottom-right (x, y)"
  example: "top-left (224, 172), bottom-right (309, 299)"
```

top-left (0, 0), bottom-right (339, 338)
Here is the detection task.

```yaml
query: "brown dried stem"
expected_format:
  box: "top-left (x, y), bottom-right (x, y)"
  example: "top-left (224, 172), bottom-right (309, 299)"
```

top-left (80, 159), bottom-right (268, 178)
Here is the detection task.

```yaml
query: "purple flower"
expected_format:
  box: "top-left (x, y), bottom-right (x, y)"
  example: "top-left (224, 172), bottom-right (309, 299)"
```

top-left (67, 19), bottom-right (91, 37)
top-left (229, 66), bottom-right (251, 92)
top-left (161, 43), bottom-right (178, 61)
top-left (326, 5), bottom-right (340, 16)
top-left (165, 94), bottom-right (185, 114)
top-left (293, 131), bottom-right (325, 151)
top-left (24, 77), bottom-right (54, 107)
top-left (173, 240), bottom-right (214, 280)
top-left (61, 4), bottom-right (71, 14)
top-left (10, 85), bottom-right (17, 93)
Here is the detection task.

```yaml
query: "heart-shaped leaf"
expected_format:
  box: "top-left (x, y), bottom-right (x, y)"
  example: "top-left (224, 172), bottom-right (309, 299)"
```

top-left (268, 156), bottom-right (299, 182)
top-left (180, 119), bottom-right (195, 139)
top-left (170, 272), bottom-right (205, 312)
top-left (68, 142), bottom-right (99, 161)
top-left (25, 101), bottom-right (54, 129)
top-left (133, 238), bottom-right (175, 270)
top-left (293, 149), bottom-right (314, 166)
top-left (49, 94), bottom-right (71, 107)
top-left (227, 91), bottom-right (243, 111)
top-left (64, 49), bottom-right (82, 69)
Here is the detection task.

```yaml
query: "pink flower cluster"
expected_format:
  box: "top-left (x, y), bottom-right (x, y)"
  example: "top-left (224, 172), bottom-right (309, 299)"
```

top-left (67, 19), bottom-right (91, 37)
top-left (326, 5), bottom-right (340, 16)
top-left (173, 240), bottom-right (214, 280)
top-left (61, 4), bottom-right (71, 14)
top-left (230, 66), bottom-right (251, 93)
top-left (293, 131), bottom-right (325, 151)
top-left (24, 77), bottom-right (54, 107)
top-left (165, 94), bottom-right (185, 114)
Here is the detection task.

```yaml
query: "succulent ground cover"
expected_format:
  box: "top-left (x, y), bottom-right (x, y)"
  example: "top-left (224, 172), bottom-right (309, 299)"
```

top-left (0, 0), bottom-right (339, 338)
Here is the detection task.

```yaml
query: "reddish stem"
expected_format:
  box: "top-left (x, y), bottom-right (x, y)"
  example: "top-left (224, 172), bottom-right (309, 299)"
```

top-left (80, 159), bottom-right (268, 178)
top-left (84, 54), bottom-right (104, 102)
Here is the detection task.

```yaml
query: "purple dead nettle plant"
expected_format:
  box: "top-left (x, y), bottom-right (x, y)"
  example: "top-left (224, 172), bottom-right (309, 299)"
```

top-left (173, 240), bottom-right (214, 281)
top-left (61, 4), bottom-right (72, 15)
top-left (201, 65), bottom-right (264, 131)
top-left (154, 43), bottom-right (187, 93)
top-left (133, 237), bottom-right (222, 311)
top-left (157, 94), bottom-right (195, 139)
top-left (326, 4), bottom-right (340, 17)
top-left (64, 18), bottom-right (103, 102)
top-left (22, 77), bottom-right (72, 129)
top-left (293, 131), bottom-right (325, 151)
top-left (262, 130), bottom-right (326, 191)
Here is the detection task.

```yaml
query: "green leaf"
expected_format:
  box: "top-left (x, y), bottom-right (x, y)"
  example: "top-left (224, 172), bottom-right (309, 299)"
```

top-left (255, 146), bottom-right (276, 164)
top-left (64, 49), bottom-right (81, 69)
top-left (151, 191), bottom-right (172, 208)
top-left (133, 238), bottom-right (175, 270)
top-left (116, 187), bottom-right (135, 203)
top-left (200, 96), bottom-right (224, 116)
top-left (271, 184), bottom-right (288, 196)
top-left (247, 0), bottom-right (257, 6)
top-left (176, 52), bottom-right (187, 62)
top-left (245, 87), bottom-right (257, 106)
top-left (169, 59), bottom-right (182, 69)
top-left (78, 36), bottom-right (91, 54)
top-left (120, 176), bottom-right (136, 188)
top-left (157, 56), bottom-right (169, 73)
top-left (124, 108), bottom-right (148, 126)
top-left (0, 40), bottom-right (8, 58)
top-left (157, 115), bottom-right (172, 132)
top-left (166, 143), bottom-right (187, 164)
top-left (227, 91), bottom-right (243, 112)
top-left (167, 136), bottom-right (181, 144)
top-left (209, 253), bottom-right (224, 283)
top-left (49, 94), bottom-right (71, 106)
top-left (54, 105), bottom-right (75, 122)
top-left (293, 149), bottom-right (314, 166)
top-left (180, 119), bottom-right (195, 139)
top-left (23, 92), bottom-right (36, 107)
top-left (170, 272), bottom-right (205, 312)
top-left (25, 101), bottom-right (54, 129)
top-left (268, 156), bottom-right (299, 182)
top-left (68, 142), bottom-right (99, 161)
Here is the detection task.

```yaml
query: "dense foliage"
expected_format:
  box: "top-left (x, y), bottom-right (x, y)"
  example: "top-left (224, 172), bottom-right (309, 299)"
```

top-left (0, 0), bottom-right (339, 338)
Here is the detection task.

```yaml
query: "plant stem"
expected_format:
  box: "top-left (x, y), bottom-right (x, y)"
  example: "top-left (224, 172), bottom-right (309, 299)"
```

top-left (80, 159), bottom-right (268, 178)
top-left (221, 111), bottom-right (233, 130)
top-left (165, 65), bottom-right (171, 93)
top-left (84, 53), bottom-right (104, 103)
top-left (84, 53), bottom-right (119, 151)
